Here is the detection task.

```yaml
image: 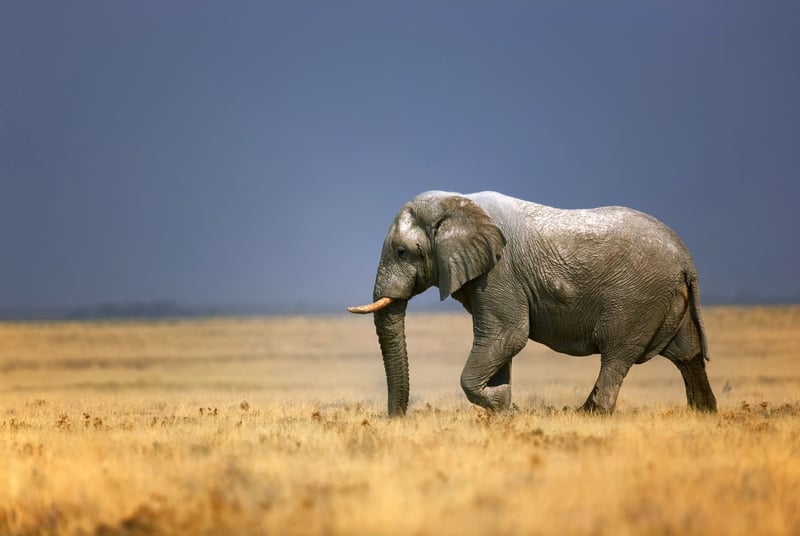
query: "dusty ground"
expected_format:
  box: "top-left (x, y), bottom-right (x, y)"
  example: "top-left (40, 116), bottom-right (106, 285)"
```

top-left (1, 306), bottom-right (799, 534)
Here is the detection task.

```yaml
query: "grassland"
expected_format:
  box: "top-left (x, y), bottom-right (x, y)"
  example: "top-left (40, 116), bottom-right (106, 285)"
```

top-left (1, 307), bottom-right (799, 535)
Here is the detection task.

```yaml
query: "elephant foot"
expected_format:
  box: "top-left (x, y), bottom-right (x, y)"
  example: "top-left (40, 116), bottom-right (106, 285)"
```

top-left (687, 393), bottom-right (717, 413)
top-left (578, 400), bottom-right (613, 415)
top-left (690, 402), bottom-right (717, 413)
top-left (578, 386), bottom-right (616, 415)
top-left (463, 383), bottom-right (512, 412)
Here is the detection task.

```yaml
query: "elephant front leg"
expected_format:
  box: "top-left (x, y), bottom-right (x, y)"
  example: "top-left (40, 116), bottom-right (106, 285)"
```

top-left (460, 332), bottom-right (526, 412)
top-left (580, 350), bottom-right (636, 414)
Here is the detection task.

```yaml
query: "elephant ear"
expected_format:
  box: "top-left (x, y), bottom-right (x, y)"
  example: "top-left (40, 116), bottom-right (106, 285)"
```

top-left (432, 196), bottom-right (506, 300)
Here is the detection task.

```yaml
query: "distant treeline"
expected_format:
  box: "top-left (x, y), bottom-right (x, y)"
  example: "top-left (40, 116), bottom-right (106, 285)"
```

top-left (1, 294), bottom-right (798, 321)
top-left (0, 301), bottom-right (328, 321)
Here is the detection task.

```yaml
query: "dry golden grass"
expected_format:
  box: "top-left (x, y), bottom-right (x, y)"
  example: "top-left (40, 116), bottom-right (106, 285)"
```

top-left (1, 306), bottom-right (799, 535)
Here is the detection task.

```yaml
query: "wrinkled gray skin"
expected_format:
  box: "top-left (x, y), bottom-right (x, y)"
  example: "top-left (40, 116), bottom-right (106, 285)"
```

top-left (359, 191), bottom-right (717, 416)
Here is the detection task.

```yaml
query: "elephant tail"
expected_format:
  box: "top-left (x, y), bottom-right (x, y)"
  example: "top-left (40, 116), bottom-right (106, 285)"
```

top-left (686, 271), bottom-right (710, 361)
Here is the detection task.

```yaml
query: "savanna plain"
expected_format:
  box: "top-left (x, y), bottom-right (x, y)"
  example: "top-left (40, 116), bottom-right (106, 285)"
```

top-left (1, 306), bottom-right (799, 535)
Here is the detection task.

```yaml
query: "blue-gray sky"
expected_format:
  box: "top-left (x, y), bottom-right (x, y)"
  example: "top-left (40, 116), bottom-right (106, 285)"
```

top-left (2, 2), bottom-right (799, 314)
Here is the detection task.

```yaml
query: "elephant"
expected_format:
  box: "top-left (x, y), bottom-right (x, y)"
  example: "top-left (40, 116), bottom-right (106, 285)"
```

top-left (348, 191), bottom-right (717, 416)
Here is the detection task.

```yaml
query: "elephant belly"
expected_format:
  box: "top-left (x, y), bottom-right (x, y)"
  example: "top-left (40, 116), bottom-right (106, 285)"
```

top-left (529, 312), bottom-right (599, 357)
top-left (536, 336), bottom-right (599, 357)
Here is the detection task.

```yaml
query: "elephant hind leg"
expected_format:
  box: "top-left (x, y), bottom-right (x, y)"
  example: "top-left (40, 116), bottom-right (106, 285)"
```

top-left (668, 354), bottom-right (717, 412)
top-left (662, 315), bottom-right (717, 412)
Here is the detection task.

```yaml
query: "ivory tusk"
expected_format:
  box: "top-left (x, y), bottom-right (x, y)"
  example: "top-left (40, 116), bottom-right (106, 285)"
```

top-left (347, 297), bottom-right (395, 314)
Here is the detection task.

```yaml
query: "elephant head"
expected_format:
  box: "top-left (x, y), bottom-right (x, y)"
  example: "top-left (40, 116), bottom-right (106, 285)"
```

top-left (348, 191), bottom-right (506, 416)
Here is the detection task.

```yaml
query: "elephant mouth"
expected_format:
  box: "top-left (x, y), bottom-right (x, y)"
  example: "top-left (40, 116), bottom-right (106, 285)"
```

top-left (347, 297), bottom-right (395, 314)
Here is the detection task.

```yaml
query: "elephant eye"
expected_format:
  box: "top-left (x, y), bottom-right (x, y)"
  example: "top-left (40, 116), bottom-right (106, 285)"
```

top-left (397, 247), bottom-right (407, 260)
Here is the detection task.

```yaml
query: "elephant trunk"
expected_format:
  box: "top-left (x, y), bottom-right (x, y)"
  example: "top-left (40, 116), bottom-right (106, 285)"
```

top-left (373, 298), bottom-right (410, 416)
